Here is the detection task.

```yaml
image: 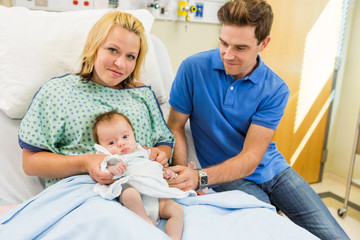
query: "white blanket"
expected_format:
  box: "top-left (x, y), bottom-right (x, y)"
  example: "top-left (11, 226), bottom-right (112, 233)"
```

top-left (93, 143), bottom-right (196, 199)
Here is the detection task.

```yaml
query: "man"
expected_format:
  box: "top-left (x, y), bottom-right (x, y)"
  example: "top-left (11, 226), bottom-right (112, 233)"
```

top-left (166, 0), bottom-right (349, 239)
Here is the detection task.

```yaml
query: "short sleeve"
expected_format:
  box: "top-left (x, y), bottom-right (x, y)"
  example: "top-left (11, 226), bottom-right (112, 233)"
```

top-left (19, 78), bottom-right (69, 153)
top-left (142, 88), bottom-right (174, 148)
top-left (169, 60), bottom-right (194, 115)
top-left (251, 83), bottom-right (290, 130)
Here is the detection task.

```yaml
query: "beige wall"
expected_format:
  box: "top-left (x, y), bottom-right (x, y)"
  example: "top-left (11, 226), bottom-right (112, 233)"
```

top-left (0, 0), bottom-right (11, 7)
top-left (151, 20), bottom-right (220, 74)
top-left (326, 0), bottom-right (360, 179)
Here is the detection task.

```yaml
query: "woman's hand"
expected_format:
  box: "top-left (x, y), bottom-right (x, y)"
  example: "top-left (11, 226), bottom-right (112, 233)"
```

top-left (142, 146), bottom-right (169, 167)
top-left (85, 154), bottom-right (117, 185)
top-left (150, 147), bottom-right (169, 167)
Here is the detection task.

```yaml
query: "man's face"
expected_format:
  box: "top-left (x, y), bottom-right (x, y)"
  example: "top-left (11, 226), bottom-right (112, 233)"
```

top-left (219, 24), bottom-right (270, 80)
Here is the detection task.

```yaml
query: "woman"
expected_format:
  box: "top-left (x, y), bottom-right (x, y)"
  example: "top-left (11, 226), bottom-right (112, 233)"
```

top-left (19, 11), bottom-right (173, 188)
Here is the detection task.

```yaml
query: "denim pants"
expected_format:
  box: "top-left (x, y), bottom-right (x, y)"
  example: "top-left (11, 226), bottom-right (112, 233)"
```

top-left (214, 167), bottom-right (349, 240)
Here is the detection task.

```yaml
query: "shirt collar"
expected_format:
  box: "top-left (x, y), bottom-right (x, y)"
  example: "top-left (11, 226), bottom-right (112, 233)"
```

top-left (211, 48), bottom-right (265, 84)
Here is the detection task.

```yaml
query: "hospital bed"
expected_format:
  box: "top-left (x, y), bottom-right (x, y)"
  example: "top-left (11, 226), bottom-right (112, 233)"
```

top-left (0, 6), bottom-right (319, 239)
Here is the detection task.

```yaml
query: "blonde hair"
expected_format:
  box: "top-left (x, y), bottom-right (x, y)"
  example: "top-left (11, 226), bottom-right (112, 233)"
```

top-left (78, 11), bottom-right (147, 88)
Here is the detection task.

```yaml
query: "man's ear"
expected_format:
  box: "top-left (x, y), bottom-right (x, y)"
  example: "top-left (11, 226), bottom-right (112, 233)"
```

top-left (259, 35), bottom-right (271, 52)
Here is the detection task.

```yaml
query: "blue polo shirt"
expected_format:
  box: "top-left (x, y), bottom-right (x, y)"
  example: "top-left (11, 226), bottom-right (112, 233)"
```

top-left (169, 48), bottom-right (290, 184)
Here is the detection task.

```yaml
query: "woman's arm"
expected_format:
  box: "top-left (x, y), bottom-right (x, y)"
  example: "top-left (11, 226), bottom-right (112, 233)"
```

top-left (149, 107), bottom-right (190, 167)
top-left (22, 149), bottom-right (116, 184)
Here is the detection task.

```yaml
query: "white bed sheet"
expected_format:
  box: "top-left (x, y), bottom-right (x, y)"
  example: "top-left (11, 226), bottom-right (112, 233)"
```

top-left (0, 110), bottom-right (44, 204)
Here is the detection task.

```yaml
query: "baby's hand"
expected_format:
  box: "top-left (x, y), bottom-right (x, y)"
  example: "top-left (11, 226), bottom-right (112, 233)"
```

top-left (163, 168), bottom-right (178, 180)
top-left (107, 161), bottom-right (127, 176)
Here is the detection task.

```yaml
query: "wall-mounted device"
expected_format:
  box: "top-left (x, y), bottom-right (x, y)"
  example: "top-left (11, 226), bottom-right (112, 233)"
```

top-left (147, 0), bottom-right (221, 25)
top-left (177, 0), bottom-right (197, 30)
top-left (11, 0), bottom-right (119, 11)
top-left (12, 0), bottom-right (222, 25)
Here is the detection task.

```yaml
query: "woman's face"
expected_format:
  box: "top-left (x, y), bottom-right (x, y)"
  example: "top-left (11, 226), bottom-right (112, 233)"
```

top-left (92, 25), bottom-right (140, 89)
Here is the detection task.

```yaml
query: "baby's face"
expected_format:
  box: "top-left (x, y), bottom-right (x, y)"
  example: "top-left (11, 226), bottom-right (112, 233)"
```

top-left (97, 116), bottom-right (137, 155)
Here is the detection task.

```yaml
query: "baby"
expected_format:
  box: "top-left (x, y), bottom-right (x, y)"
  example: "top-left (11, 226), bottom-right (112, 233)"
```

top-left (93, 110), bottom-right (184, 240)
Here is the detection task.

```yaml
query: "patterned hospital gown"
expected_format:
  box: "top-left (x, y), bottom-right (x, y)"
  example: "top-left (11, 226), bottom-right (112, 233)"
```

top-left (19, 74), bottom-right (174, 187)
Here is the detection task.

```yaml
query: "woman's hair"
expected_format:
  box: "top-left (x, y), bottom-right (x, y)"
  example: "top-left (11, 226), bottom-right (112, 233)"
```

top-left (217, 0), bottom-right (273, 44)
top-left (78, 11), bottom-right (147, 88)
top-left (93, 110), bottom-right (134, 144)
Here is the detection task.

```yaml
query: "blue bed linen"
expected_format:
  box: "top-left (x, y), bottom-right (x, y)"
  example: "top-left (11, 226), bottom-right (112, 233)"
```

top-left (175, 193), bottom-right (319, 239)
top-left (0, 175), bottom-right (319, 240)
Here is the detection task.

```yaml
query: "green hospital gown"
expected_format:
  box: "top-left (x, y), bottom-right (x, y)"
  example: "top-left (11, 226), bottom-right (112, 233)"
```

top-left (19, 74), bottom-right (174, 187)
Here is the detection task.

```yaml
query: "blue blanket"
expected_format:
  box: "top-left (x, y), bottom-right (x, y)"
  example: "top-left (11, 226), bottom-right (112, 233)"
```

top-left (0, 175), bottom-right (318, 239)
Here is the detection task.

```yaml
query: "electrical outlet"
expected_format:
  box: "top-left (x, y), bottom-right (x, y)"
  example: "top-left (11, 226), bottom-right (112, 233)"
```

top-left (35, 0), bottom-right (48, 7)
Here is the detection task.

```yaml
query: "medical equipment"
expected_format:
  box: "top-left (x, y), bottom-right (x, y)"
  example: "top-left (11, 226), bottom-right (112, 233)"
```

top-left (12, 0), bottom-right (222, 24)
top-left (338, 109), bottom-right (360, 217)
top-left (11, 0), bottom-right (118, 10)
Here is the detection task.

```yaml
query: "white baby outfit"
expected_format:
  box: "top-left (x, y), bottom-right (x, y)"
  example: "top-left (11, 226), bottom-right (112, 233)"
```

top-left (93, 143), bottom-right (196, 224)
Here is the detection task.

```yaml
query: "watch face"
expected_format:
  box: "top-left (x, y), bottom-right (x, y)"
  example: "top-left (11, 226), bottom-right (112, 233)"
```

top-left (200, 176), bottom-right (208, 185)
top-left (197, 169), bottom-right (208, 187)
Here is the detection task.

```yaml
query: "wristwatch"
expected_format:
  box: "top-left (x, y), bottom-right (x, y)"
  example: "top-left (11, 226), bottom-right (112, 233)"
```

top-left (196, 169), bottom-right (208, 190)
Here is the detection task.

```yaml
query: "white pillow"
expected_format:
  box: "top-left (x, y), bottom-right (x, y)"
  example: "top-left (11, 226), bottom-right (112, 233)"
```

top-left (0, 6), bottom-right (166, 119)
top-left (136, 35), bottom-right (167, 104)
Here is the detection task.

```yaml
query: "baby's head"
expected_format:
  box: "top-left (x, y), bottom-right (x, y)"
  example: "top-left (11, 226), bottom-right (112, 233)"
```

top-left (93, 110), bottom-right (137, 155)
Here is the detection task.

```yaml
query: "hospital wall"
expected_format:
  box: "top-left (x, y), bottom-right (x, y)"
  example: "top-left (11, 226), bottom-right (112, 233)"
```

top-left (151, 20), bottom-right (221, 74)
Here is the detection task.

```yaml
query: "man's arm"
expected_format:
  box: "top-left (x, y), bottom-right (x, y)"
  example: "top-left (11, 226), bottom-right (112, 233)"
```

top-left (167, 124), bottom-right (275, 190)
top-left (205, 124), bottom-right (274, 185)
top-left (166, 107), bottom-right (190, 166)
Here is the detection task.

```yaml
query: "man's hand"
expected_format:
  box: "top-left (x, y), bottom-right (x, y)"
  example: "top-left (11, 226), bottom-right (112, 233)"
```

top-left (166, 165), bottom-right (199, 191)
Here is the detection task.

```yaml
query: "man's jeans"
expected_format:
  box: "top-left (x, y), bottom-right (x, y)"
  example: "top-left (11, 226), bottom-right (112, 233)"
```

top-left (214, 167), bottom-right (349, 240)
